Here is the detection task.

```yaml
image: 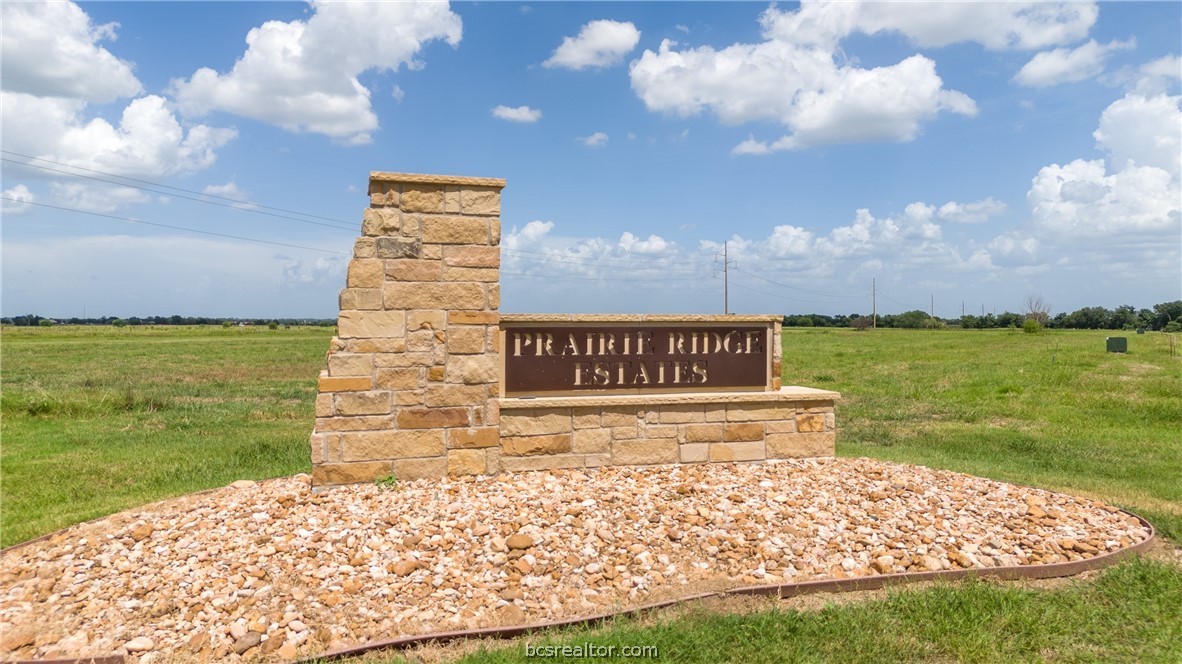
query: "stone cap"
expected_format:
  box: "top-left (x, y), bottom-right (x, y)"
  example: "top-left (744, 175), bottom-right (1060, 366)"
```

top-left (370, 172), bottom-right (506, 188)
top-left (501, 314), bottom-right (782, 323)
top-left (500, 386), bottom-right (839, 410)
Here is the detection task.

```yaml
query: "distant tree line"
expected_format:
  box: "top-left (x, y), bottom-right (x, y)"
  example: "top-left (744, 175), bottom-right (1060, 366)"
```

top-left (3, 315), bottom-right (336, 327)
top-left (782, 300), bottom-right (1182, 332)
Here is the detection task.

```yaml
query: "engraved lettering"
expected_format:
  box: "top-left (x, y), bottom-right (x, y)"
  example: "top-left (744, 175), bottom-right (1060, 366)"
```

top-left (592, 363), bottom-right (610, 385)
top-left (692, 360), bottom-right (708, 383)
top-left (633, 362), bottom-right (652, 384)
top-left (561, 333), bottom-right (580, 356)
top-left (637, 331), bottom-right (654, 355)
top-left (573, 362), bottom-right (591, 385)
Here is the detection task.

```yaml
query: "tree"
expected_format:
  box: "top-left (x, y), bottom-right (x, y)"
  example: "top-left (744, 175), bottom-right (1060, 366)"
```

top-left (851, 316), bottom-right (873, 330)
top-left (112, 319), bottom-right (128, 328)
top-left (1024, 294), bottom-right (1050, 326)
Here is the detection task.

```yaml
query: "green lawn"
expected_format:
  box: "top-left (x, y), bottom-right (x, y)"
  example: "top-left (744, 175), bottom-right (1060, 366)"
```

top-left (2, 324), bottom-right (1179, 662)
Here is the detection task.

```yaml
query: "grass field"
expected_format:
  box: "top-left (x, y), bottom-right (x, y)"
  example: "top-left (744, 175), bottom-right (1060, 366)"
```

top-left (2, 324), bottom-right (1179, 661)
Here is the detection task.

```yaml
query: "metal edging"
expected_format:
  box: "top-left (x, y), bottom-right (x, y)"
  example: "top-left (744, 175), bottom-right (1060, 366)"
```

top-left (292, 511), bottom-right (1157, 664)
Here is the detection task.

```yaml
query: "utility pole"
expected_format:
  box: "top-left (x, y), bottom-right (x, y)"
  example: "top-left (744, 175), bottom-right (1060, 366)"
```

top-left (714, 241), bottom-right (735, 315)
top-left (872, 278), bottom-right (877, 329)
top-left (961, 301), bottom-right (965, 318)
top-left (930, 294), bottom-right (935, 318)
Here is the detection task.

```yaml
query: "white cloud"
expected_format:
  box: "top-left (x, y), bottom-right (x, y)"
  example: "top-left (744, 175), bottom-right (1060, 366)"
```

top-left (1094, 93), bottom-right (1181, 177)
top-left (504, 220), bottom-right (555, 250)
top-left (618, 232), bottom-right (669, 254)
top-left (2, 92), bottom-right (236, 179)
top-left (937, 198), bottom-right (1008, 224)
top-left (51, 182), bottom-right (149, 213)
top-left (543, 20), bottom-right (641, 70)
top-left (632, 6), bottom-right (978, 153)
top-left (1134, 55), bottom-right (1182, 94)
top-left (1028, 90), bottom-right (1180, 238)
top-left (848, 1), bottom-right (1097, 51)
top-left (202, 182), bottom-right (251, 202)
top-left (492, 105), bottom-right (542, 123)
top-left (1, 1), bottom-right (141, 103)
top-left (578, 132), bottom-right (609, 148)
top-left (1014, 39), bottom-right (1135, 87)
top-left (171, 1), bottom-right (462, 144)
top-left (988, 232), bottom-right (1042, 267)
top-left (1, 184), bottom-right (34, 215)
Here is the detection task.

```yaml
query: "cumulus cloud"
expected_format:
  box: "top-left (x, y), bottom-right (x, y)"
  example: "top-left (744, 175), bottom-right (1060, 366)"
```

top-left (503, 220), bottom-right (555, 250)
top-left (543, 20), bottom-right (641, 70)
top-left (937, 198), bottom-right (1008, 224)
top-left (202, 182), bottom-right (250, 202)
top-left (847, 1), bottom-right (1097, 51)
top-left (1, 184), bottom-right (34, 215)
top-left (618, 232), bottom-right (669, 254)
top-left (171, 1), bottom-right (462, 144)
top-left (2, 93), bottom-right (236, 178)
top-left (632, 6), bottom-right (978, 154)
top-left (1094, 93), bottom-right (1181, 177)
top-left (492, 105), bottom-right (542, 123)
top-left (1, 1), bottom-right (141, 103)
top-left (0, 1), bottom-right (235, 208)
top-left (578, 132), bottom-right (609, 148)
top-left (1014, 39), bottom-right (1135, 87)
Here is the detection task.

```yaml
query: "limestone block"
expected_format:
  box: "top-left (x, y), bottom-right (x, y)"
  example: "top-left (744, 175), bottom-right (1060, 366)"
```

top-left (400, 186), bottom-right (444, 213)
top-left (335, 391), bottom-right (391, 416)
top-left (449, 428), bottom-right (499, 449)
top-left (705, 407), bottom-right (727, 423)
top-left (724, 423), bottom-right (764, 442)
top-left (361, 208), bottom-right (401, 236)
top-left (709, 441), bottom-right (765, 462)
top-left (805, 401), bottom-right (835, 413)
top-left (796, 414), bottom-right (825, 433)
top-left (727, 405), bottom-right (793, 422)
top-left (683, 424), bottom-right (724, 443)
top-left (484, 398), bottom-right (500, 427)
top-left (338, 310), bottom-right (406, 339)
top-left (346, 259), bottom-right (384, 288)
top-left (421, 243), bottom-right (442, 259)
top-left (428, 366), bottom-right (445, 381)
top-left (313, 415), bottom-right (395, 432)
top-left (443, 246), bottom-right (500, 268)
top-left (309, 433), bottom-right (329, 464)
top-left (328, 353), bottom-right (374, 377)
top-left (824, 413), bottom-right (835, 430)
top-left (573, 428), bottom-right (611, 453)
top-left (374, 351), bottom-right (433, 368)
top-left (393, 457), bottom-right (448, 481)
top-left (447, 326), bottom-right (486, 354)
top-left (444, 187), bottom-right (461, 213)
top-left (643, 424), bottom-right (678, 439)
top-left (406, 329), bottom-right (437, 352)
top-left (384, 282), bottom-right (485, 311)
top-left (500, 454), bottom-right (583, 473)
top-left (484, 446), bottom-right (501, 474)
top-left (449, 311), bottom-right (499, 325)
top-left (680, 443), bottom-right (709, 463)
top-left (572, 412), bottom-right (601, 429)
top-left (408, 310), bottom-right (446, 331)
top-left (369, 188), bottom-right (399, 208)
top-left (341, 430), bottom-right (444, 461)
top-left (610, 425), bottom-right (638, 440)
top-left (443, 266), bottom-right (499, 282)
top-left (612, 438), bottom-right (678, 465)
top-left (490, 218), bottom-right (501, 245)
top-left (420, 216), bottom-right (489, 244)
top-left (315, 393), bottom-right (334, 418)
top-left (425, 384), bottom-right (487, 407)
top-left (488, 284), bottom-right (500, 310)
top-left (386, 260), bottom-right (441, 282)
top-left (396, 407), bottom-right (470, 429)
top-left (461, 189), bottom-right (500, 215)
top-left (313, 461), bottom-right (392, 486)
top-left (339, 288), bottom-right (382, 311)
top-left (501, 410), bottom-right (572, 436)
top-left (584, 453), bottom-right (611, 467)
top-left (346, 338), bottom-right (407, 353)
top-left (767, 432), bottom-right (834, 458)
top-left (353, 237), bottom-right (376, 258)
top-left (375, 238), bottom-right (421, 259)
top-left (658, 405), bottom-right (706, 424)
top-left (375, 368), bottom-right (420, 390)
top-left (766, 419), bottom-right (797, 433)
top-left (318, 375), bottom-right (372, 392)
top-left (488, 327), bottom-right (499, 353)
top-left (445, 355), bottom-right (498, 385)
top-left (501, 434), bottom-right (572, 456)
top-left (447, 449), bottom-right (486, 476)
top-left (601, 407), bottom-right (640, 427)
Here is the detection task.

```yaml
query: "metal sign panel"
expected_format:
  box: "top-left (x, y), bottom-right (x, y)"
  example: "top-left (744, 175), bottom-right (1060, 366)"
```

top-left (503, 325), bottom-right (769, 395)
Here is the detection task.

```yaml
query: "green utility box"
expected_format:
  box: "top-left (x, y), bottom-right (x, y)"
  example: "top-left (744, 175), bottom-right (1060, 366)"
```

top-left (1106, 337), bottom-right (1127, 353)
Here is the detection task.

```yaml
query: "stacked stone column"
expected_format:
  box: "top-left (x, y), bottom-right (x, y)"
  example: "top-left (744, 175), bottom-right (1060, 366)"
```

top-left (310, 172), bottom-right (504, 487)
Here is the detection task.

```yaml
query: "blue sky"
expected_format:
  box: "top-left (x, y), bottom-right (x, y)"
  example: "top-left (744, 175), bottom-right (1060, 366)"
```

top-left (2, 1), bottom-right (1179, 319)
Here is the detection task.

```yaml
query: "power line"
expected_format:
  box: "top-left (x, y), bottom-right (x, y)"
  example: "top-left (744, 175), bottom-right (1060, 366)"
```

top-left (504, 251), bottom-right (705, 272)
top-left (503, 247), bottom-right (711, 269)
top-left (3, 197), bottom-right (349, 255)
top-left (732, 267), bottom-right (861, 299)
top-left (1, 151), bottom-right (357, 230)
top-left (500, 270), bottom-right (703, 283)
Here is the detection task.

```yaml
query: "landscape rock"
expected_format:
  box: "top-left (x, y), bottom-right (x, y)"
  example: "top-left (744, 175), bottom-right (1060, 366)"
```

top-left (0, 459), bottom-right (1150, 661)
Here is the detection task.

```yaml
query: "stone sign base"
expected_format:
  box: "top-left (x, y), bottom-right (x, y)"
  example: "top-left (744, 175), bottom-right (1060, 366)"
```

top-left (497, 389), bottom-right (837, 473)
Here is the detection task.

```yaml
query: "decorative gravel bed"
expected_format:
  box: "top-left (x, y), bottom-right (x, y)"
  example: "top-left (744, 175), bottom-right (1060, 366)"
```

top-left (0, 458), bottom-right (1150, 662)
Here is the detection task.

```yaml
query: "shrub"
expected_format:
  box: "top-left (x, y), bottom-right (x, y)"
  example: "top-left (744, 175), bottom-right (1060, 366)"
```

top-left (1023, 319), bottom-right (1043, 334)
top-left (1165, 321), bottom-right (1182, 333)
top-left (851, 316), bottom-right (874, 331)
top-left (112, 319), bottom-right (127, 328)
top-left (38, 319), bottom-right (54, 327)
top-left (268, 321), bottom-right (279, 330)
